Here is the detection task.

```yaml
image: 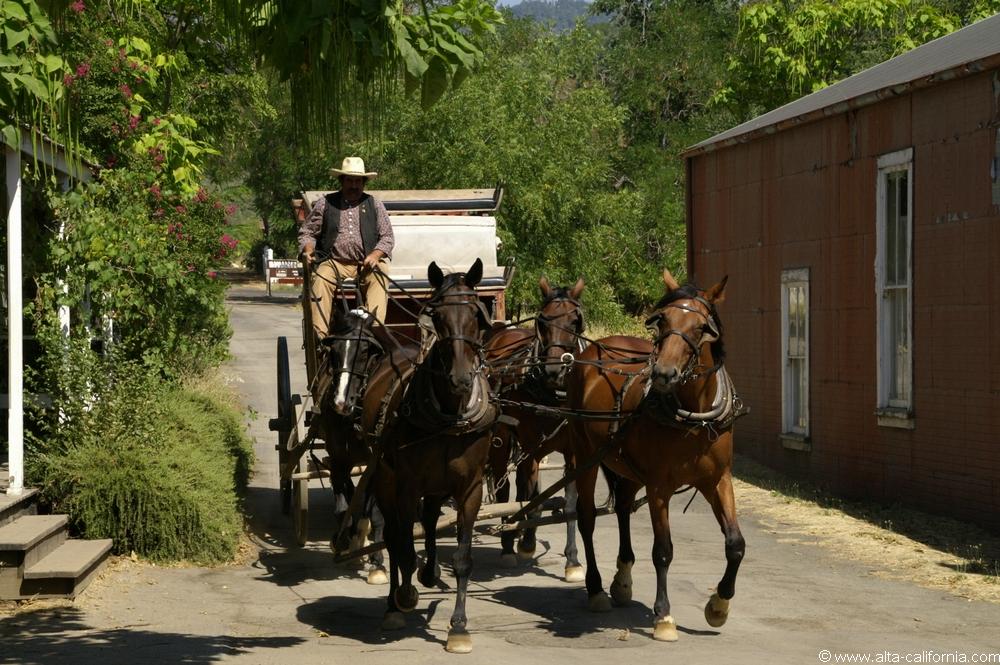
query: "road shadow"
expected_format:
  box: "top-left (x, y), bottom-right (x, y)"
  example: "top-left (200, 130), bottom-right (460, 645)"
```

top-left (297, 595), bottom-right (445, 647)
top-left (0, 607), bottom-right (302, 665)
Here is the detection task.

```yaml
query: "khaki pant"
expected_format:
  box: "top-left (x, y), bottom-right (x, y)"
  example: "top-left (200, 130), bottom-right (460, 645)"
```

top-left (310, 259), bottom-right (390, 340)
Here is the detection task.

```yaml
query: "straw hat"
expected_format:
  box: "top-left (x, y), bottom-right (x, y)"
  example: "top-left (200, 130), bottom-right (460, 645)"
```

top-left (331, 156), bottom-right (377, 179)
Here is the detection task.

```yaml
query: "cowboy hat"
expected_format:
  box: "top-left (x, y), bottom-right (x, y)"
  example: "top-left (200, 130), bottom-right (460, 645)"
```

top-left (331, 156), bottom-right (377, 179)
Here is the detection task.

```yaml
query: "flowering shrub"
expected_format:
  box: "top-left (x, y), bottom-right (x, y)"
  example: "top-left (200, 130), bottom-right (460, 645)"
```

top-left (42, 165), bottom-right (235, 377)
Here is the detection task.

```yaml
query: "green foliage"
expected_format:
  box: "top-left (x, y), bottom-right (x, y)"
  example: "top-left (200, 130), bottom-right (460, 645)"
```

top-left (26, 341), bottom-right (254, 563)
top-left (41, 166), bottom-right (235, 376)
top-left (222, 0), bottom-right (503, 145)
top-left (0, 0), bottom-right (70, 149)
top-left (714, 0), bottom-right (1000, 119)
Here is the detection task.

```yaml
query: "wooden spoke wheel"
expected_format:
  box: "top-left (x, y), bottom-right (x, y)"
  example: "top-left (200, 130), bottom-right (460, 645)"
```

top-left (275, 336), bottom-right (293, 514)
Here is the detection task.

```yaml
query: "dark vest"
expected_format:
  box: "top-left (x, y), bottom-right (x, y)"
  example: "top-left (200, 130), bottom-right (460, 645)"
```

top-left (318, 192), bottom-right (379, 258)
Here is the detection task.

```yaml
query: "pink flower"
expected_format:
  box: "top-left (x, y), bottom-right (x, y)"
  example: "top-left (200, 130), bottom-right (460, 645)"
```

top-left (195, 188), bottom-right (209, 203)
top-left (153, 152), bottom-right (165, 164)
top-left (104, 39), bottom-right (114, 47)
top-left (62, 73), bottom-right (74, 87)
top-left (149, 184), bottom-right (162, 200)
top-left (128, 115), bottom-right (140, 130)
top-left (111, 65), bottom-right (119, 73)
top-left (76, 62), bottom-right (91, 77)
top-left (212, 201), bottom-right (222, 210)
top-left (152, 117), bottom-right (160, 126)
top-left (225, 204), bottom-right (237, 216)
top-left (153, 208), bottom-right (164, 218)
top-left (208, 271), bottom-right (218, 279)
top-left (220, 234), bottom-right (238, 249)
top-left (128, 60), bottom-right (138, 70)
top-left (70, 0), bottom-right (85, 13)
top-left (175, 205), bottom-right (187, 214)
top-left (120, 84), bottom-right (133, 99)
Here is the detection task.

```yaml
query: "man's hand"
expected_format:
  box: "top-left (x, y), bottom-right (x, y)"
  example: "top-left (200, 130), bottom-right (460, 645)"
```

top-left (301, 243), bottom-right (315, 266)
top-left (362, 250), bottom-right (384, 271)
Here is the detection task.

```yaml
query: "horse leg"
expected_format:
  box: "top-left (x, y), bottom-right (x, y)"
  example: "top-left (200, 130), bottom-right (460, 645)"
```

top-left (418, 496), bottom-right (443, 588)
top-left (490, 429), bottom-right (518, 567)
top-left (700, 471), bottom-right (746, 628)
top-left (576, 464), bottom-right (611, 611)
top-left (393, 494), bottom-right (421, 614)
top-left (609, 471), bottom-right (641, 606)
top-left (563, 470), bottom-right (584, 582)
top-left (381, 511), bottom-right (406, 630)
top-left (330, 473), bottom-right (355, 556)
top-left (446, 481), bottom-right (483, 654)
top-left (648, 487), bottom-right (678, 641)
top-left (515, 458), bottom-right (540, 560)
top-left (366, 501), bottom-right (388, 585)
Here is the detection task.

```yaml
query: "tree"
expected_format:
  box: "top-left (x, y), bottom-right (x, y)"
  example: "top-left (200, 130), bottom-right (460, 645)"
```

top-left (714, 0), bottom-right (1000, 120)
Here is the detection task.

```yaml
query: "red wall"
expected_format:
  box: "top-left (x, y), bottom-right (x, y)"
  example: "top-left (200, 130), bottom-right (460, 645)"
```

top-left (688, 69), bottom-right (1000, 531)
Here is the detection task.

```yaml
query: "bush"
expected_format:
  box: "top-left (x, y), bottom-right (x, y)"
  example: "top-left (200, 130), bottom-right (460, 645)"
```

top-left (27, 343), bottom-right (254, 563)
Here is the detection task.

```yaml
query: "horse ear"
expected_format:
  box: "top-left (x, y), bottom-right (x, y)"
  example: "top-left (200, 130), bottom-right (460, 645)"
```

top-left (465, 258), bottom-right (483, 288)
top-left (705, 275), bottom-right (729, 304)
top-left (539, 276), bottom-right (552, 298)
top-left (428, 261), bottom-right (444, 289)
top-left (569, 277), bottom-right (585, 300)
top-left (662, 268), bottom-right (680, 292)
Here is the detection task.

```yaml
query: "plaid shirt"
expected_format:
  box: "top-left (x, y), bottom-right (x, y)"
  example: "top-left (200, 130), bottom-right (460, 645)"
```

top-left (299, 194), bottom-right (394, 260)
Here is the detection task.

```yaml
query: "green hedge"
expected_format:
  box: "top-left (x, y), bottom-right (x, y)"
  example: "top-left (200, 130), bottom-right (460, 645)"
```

top-left (28, 352), bottom-right (254, 564)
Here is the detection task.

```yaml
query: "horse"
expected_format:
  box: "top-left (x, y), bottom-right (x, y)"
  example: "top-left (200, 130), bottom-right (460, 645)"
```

top-left (368, 258), bottom-right (498, 653)
top-left (316, 305), bottom-right (418, 584)
top-left (565, 268), bottom-right (746, 642)
top-left (485, 276), bottom-right (587, 581)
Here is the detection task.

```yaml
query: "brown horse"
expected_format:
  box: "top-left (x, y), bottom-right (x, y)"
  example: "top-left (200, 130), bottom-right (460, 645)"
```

top-left (566, 268), bottom-right (745, 642)
top-left (485, 277), bottom-right (586, 580)
top-left (317, 306), bottom-right (417, 584)
top-left (367, 259), bottom-right (497, 653)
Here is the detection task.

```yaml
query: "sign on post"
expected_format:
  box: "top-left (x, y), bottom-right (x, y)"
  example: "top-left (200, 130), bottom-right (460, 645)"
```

top-left (266, 258), bottom-right (304, 297)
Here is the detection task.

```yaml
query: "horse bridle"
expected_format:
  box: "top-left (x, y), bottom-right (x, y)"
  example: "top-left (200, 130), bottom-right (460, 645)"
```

top-left (423, 289), bottom-right (492, 353)
top-left (323, 326), bottom-right (384, 406)
top-left (645, 295), bottom-right (722, 384)
top-left (533, 296), bottom-right (585, 377)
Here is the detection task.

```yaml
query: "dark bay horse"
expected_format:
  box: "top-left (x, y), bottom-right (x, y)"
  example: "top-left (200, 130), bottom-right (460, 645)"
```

top-left (485, 277), bottom-right (587, 580)
top-left (368, 259), bottom-right (498, 653)
top-left (566, 269), bottom-right (745, 642)
top-left (317, 307), bottom-right (418, 584)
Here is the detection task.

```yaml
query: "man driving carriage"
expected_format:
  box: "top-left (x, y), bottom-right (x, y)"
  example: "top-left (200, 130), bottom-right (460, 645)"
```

top-left (299, 157), bottom-right (395, 341)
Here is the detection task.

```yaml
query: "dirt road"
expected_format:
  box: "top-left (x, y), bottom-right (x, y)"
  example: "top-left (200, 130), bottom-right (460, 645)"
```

top-left (3, 284), bottom-right (999, 665)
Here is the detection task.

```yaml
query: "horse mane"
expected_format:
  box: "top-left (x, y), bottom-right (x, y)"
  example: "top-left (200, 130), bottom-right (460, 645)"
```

top-left (652, 283), bottom-right (725, 364)
top-left (541, 286), bottom-right (579, 306)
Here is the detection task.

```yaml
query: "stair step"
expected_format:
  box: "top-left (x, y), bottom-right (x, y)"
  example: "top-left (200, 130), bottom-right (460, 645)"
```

top-left (24, 539), bottom-right (113, 579)
top-left (0, 488), bottom-right (40, 528)
top-left (0, 514), bottom-right (68, 551)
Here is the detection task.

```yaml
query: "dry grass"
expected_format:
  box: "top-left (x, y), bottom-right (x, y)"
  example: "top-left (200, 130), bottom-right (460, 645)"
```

top-left (734, 457), bottom-right (1000, 603)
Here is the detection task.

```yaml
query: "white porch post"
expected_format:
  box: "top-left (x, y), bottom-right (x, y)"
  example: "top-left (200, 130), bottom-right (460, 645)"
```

top-left (5, 143), bottom-right (24, 495)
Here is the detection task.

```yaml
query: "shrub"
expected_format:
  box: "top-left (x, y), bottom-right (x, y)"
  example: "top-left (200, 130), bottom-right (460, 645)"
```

top-left (27, 342), bottom-right (254, 563)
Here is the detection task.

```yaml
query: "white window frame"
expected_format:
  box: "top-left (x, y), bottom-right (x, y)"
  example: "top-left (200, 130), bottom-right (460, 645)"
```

top-left (875, 147), bottom-right (914, 426)
top-left (780, 268), bottom-right (810, 439)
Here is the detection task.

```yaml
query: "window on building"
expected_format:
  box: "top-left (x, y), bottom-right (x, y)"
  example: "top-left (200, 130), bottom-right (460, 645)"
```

top-left (781, 269), bottom-right (809, 437)
top-left (876, 148), bottom-right (913, 423)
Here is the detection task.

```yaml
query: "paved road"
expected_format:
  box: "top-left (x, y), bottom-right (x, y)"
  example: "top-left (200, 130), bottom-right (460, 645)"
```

top-left (3, 282), bottom-right (999, 665)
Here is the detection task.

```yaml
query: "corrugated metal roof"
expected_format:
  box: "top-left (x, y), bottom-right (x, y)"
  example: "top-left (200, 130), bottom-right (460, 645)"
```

top-left (688, 11), bottom-right (1000, 153)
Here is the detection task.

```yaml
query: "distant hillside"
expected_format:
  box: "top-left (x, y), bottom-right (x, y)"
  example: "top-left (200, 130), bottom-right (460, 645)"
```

top-left (509, 0), bottom-right (608, 31)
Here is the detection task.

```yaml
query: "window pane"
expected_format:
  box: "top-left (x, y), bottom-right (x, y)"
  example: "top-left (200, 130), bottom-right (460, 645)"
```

top-left (797, 357), bottom-right (808, 430)
top-left (887, 288), bottom-right (911, 403)
top-left (886, 174), bottom-right (898, 285)
top-left (897, 173), bottom-right (909, 284)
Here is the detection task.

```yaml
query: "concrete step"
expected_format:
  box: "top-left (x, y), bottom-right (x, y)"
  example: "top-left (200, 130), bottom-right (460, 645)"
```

top-left (0, 514), bottom-right (68, 555)
top-left (0, 488), bottom-right (40, 528)
top-left (19, 538), bottom-right (113, 599)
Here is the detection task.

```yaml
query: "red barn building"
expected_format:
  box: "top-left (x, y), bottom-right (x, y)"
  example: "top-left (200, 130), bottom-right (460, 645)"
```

top-left (683, 14), bottom-right (1000, 531)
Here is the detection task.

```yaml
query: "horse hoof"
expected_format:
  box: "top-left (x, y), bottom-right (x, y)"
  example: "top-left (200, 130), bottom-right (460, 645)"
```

top-left (395, 584), bottom-right (419, 612)
top-left (382, 611), bottom-right (406, 631)
top-left (653, 616), bottom-right (678, 642)
top-left (610, 560), bottom-right (633, 605)
top-left (446, 628), bottom-right (473, 654)
top-left (704, 592), bottom-right (730, 627)
top-left (564, 565), bottom-right (585, 583)
top-left (500, 553), bottom-right (518, 568)
top-left (367, 567), bottom-right (388, 585)
top-left (588, 591), bottom-right (612, 613)
top-left (516, 541), bottom-right (536, 561)
top-left (418, 563), bottom-right (441, 588)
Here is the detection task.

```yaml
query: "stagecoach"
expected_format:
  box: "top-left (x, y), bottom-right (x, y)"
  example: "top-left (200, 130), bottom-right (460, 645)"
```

top-left (268, 187), bottom-right (514, 545)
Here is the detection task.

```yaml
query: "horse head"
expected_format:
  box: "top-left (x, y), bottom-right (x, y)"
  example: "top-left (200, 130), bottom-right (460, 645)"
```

top-left (645, 268), bottom-right (727, 395)
top-left (323, 307), bottom-right (384, 416)
top-left (425, 258), bottom-right (491, 411)
top-left (535, 276), bottom-right (586, 392)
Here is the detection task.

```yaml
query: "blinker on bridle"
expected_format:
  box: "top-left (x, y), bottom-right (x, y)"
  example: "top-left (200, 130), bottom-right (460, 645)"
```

top-left (645, 295), bottom-right (721, 381)
top-left (424, 289), bottom-right (491, 350)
